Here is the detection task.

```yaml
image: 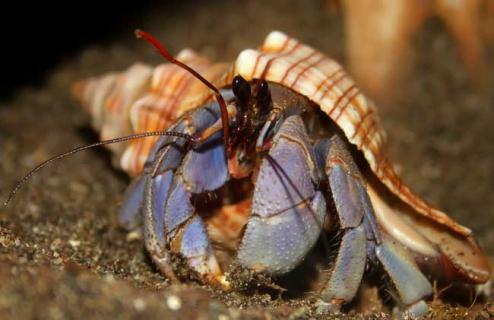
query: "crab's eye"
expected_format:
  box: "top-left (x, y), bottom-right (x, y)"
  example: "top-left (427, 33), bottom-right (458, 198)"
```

top-left (232, 75), bottom-right (251, 105)
top-left (255, 80), bottom-right (271, 109)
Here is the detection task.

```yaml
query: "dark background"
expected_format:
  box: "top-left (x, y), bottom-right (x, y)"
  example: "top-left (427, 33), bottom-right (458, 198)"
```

top-left (0, 1), bottom-right (161, 99)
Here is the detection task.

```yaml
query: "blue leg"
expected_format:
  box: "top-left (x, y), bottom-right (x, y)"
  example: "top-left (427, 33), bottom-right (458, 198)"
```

top-left (143, 143), bottom-right (184, 281)
top-left (376, 236), bottom-right (432, 318)
top-left (162, 130), bottom-right (230, 287)
top-left (139, 101), bottom-right (227, 283)
top-left (316, 136), bottom-right (370, 312)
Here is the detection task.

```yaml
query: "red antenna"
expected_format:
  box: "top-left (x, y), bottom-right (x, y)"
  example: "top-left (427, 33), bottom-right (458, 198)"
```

top-left (135, 30), bottom-right (231, 153)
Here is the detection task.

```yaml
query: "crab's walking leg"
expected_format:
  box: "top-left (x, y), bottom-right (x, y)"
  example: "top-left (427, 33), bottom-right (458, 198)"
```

top-left (143, 103), bottom-right (230, 285)
top-left (316, 136), bottom-right (432, 318)
top-left (237, 115), bottom-right (326, 274)
top-left (376, 237), bottom-right (432, 318)
top-left (315, 135), bottom-right (370, 312)
top-left (163, 130), bottom-right (229, 286)
top-left (143, 141), bottom-right (185, 282)
top-left (117, 100), bottom-right (230, 285)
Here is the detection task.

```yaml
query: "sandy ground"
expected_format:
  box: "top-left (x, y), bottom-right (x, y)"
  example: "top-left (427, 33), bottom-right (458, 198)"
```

top-left (1, 1), bottom-right (493, 319)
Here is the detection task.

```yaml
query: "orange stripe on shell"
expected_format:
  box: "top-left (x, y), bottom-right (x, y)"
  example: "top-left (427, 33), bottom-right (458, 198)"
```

top-left (74, 63), bottom-right (153, 156)
top-left (120, 49), bottom-right (230, 175)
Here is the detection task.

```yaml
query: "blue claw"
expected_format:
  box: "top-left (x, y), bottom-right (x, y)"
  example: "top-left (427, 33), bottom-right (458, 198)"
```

top-left (251, 117), bottom-right (318, 217)
top-left (237, 115), bottom-right (325, 274)
top-left (237, 191), bottom-right (326, 274)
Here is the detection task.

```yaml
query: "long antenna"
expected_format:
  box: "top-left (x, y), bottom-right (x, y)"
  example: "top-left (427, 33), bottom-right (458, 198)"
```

top-left (135, 29), bottom-right (231, 153)
top-left (4, 131), bottom-right (195, 206)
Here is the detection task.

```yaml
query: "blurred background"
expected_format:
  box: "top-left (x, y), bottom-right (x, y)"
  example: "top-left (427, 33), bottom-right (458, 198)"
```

top-left (0, 1), bottom-right (493, 318)
top-left (0, 1), bottom-right (156, 99)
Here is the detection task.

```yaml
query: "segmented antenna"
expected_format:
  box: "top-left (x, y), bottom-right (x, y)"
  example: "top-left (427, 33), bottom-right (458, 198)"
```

top-left (4, 131), bottom-right (195, 206)
top-left (135, 29), bottom-right (231, 153)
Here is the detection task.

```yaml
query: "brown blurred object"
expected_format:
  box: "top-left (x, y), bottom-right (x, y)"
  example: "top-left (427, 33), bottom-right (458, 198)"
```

top-left (341, 0), bottom-right (493, 100)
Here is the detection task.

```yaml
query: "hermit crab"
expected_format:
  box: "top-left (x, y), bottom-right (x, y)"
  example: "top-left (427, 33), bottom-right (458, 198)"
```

top-left (10, 31), bottom-right (490, 318)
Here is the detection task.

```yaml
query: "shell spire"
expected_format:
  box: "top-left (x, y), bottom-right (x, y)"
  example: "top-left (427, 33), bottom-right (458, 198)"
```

top-left (74, 50), bottom-right (230, 174)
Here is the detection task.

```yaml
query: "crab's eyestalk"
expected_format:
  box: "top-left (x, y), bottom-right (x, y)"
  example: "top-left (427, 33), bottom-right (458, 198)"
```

top-left (253, 80), bottom-right (272, 125)
top-left (232, 75), bottom-right (251, 108)
top-left (255, 80), bottom-right (271, 108)
top-left (135, 29), bottom-right (231, 158)
top-left (4, 131), bottom-right (196, 207)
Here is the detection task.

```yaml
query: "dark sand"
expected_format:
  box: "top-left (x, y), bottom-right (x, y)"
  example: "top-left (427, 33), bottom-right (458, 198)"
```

top-left (1, 1), bottom-right (493, 319)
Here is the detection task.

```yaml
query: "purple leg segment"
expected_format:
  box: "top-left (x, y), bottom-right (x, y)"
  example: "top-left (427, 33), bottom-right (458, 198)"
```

top-left (143, 144), bottom-right (184, 280)
top-left (317, 136), bottom-right (370, 311)
top-left (179, 215), bottom-right (223, 282)
top-left (164, 175), bottom-right (195, 235)
top-left (376, 237), bottom-right (432, 317)
top-left (117, 175), bottom-right (148, 230)
top-left (318, 225), bottom-right (367, 312)
top-left (148, 171), bottom-right (173, 244)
